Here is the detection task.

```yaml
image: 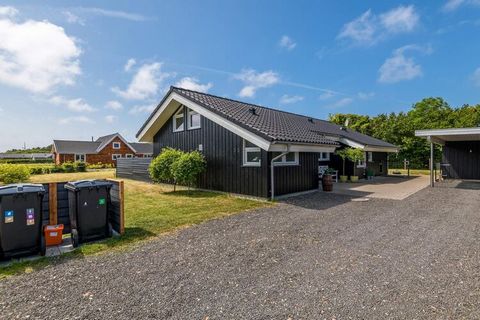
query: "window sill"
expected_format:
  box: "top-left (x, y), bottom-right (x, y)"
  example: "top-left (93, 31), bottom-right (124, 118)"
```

top-left (273, 163), bottom-right (300, 167)
top-left (242, 164), bottom-right (261, 167)
top-left (187, 126), bottom-right (201, 130)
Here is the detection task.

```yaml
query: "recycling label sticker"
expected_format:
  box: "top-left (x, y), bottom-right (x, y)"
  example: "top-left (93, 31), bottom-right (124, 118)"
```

top-left (26, 208), bottom-right (35, 226)
top-left (4, 210), bottom-right (13, 223)
top-left (98, 198), bottom-right (106, 205)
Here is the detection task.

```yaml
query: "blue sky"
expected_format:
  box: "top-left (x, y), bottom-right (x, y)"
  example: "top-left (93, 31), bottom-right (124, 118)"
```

top-left (0, 0), bottom-right (479, 151)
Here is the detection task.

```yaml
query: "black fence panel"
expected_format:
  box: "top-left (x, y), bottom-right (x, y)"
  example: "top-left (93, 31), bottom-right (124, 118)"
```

top-left (116, 158), bottom-right (152, 182)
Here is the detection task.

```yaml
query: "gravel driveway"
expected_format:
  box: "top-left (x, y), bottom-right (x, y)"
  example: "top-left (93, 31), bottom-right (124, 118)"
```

top-left (1, 186), bottom-right (479, 319)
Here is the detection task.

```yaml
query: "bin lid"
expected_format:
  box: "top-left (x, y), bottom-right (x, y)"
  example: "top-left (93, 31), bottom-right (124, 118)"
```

top-left (65, 179), bottom-right (113, 191)
top-left (0, 184), bottom-right (45, 196)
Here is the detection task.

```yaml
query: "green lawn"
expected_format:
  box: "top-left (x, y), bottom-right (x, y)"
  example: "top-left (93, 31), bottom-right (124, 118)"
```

top-left (1, 170), bottom-right (270, 278)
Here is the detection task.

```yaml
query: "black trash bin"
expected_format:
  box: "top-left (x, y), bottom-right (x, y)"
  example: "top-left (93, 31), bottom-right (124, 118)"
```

top-left (65, 180), bottom-right (113, 247)
top-left (0, 184), bottom-right (46, 259)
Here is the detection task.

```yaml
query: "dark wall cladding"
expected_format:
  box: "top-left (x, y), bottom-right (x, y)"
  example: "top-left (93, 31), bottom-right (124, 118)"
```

top-left (271, 152), bottom-right (319, 196)
top-left (116, 158), bottom-right (152, 181)
top-left (153, 105), bottom-right (270, 197)
top-left (443, 141), bottom-right (480, 179)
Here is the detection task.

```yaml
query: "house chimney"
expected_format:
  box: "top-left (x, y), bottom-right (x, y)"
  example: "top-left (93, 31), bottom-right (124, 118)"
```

top-left (92, 136), bottom-right (94, 141)
top-left (248, 107), bottom-right (256, 115)
top-left (308, 118), bottom-right (314, 123)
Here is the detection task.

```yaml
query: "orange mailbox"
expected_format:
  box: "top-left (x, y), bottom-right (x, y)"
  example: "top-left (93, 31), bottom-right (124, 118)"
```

top-left (44, 224), bottom-right (64, 246)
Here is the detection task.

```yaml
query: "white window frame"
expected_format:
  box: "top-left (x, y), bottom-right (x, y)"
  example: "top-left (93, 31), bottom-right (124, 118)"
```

top-left (74, 154), bottom-right (86, 162)
top-left (357, 152), bottom-right (367, 168)
top-left (113, 142), bottom-right (121, 149)
top-left (187, 108), bottom-right (201, 130)
top-left (143, 154), bottom-right (153, 158)
top-left (243, 139), bottom-right (261, 167)
top-left (273, 152), bottom-right (299, 166)
top-left (112, 154), bottom-right (122, 161)
top-left (125, 154), bottom-right (134, 159)
top-left (172, 107), bottom-right (185, 132)
top-left (319, 152), bottom-right (330, 161)
top-left (367, 151), bottom-right (373, 162)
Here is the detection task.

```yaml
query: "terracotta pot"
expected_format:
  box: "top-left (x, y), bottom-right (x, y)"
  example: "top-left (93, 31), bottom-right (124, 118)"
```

top-left (322, 174), bottom-right (333, 192)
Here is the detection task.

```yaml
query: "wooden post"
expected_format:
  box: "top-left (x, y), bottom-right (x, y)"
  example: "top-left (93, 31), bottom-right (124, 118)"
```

top-left (49, 183), bottom-right (58, 225)
top-left (119, 180), bottom-right (125, 235)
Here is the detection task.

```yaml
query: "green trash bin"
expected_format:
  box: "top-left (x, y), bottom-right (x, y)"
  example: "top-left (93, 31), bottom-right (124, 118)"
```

top-left (0, 184), bottom-right (46, 260)
top-left (65, 180), bottom-right (113, 247)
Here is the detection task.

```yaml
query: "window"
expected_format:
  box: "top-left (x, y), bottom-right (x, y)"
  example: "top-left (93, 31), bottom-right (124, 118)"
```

top-left (243, 140), bottom-right (261, 167)
top-left (112, 154), bottom-right (122, 160)
top-left (319, 152), bottom-right (330, 161)
top-left (367, 152), bottom-right (373, 162)
top-left (272, 152), bottom-right (299, 166)
top-left (125, 154), bottom-right (133, 159)
top-left (173, 107), bottom-right (185, 132)
top-left (75, 154), bottom-right (86, 162)
top-left (143, 154), bottom-right (153, 158)
top-left (357, 152), bottom-right (366, 168)
top-left (187, 108), bottom-right (201, 130)
top-left (113, 142), bottom-right (121, 149)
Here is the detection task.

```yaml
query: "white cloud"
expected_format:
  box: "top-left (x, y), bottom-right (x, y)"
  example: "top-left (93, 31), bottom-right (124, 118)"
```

top-left (112, 62), bottom-right (170, 100)
top-left (0, 107), bottom-right (4, 112)
top-left (0, 8), bottom-right (81, 93)
top-left (49, 96), bottom-right (95, 112)
top-left (378, 46), bottom-right (425, 83)
top-left (471, 67), bottom-right (480, 86)
top-left (357, 92), bottom-right (375, 99)
top-left (63, 11), bottom-right (85, 25)
top-left (234, 69), bottom-right (280, 98)
top-left (78, 7), bottom-right (148, 21)
top-left (58, 116), bottom-right (94, 125)
top-left (380, 5), bottom-right (419, 33)
top-left (124, 58), bottom-right (136, 72)
top-left (324, 98), bottom-right (354, 109)
top-left (105, 115), bottom-right (117, 123)
top-left (129, 104), bottom-right (155, 115)
top-left (338, 5), bottom-right (419, 46)
top-left (0, 6), bottom-right (18, 17)
top-left (105, 100), bottom-right (123, 111)
top-left (175, 77), bottom-right (212, 93)
top-left (442, 0), bottom-right (480, 11)
top-left (279, 94), bottom-right (303, 104)
top-left (279, 35), bottom-right (297, 51)
top-left (319, 91), bottom-right (336, 100)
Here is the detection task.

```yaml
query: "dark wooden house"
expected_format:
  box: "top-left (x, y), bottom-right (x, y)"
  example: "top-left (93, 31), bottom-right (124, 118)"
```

top-left (137, 87), bottom-right (398, 198)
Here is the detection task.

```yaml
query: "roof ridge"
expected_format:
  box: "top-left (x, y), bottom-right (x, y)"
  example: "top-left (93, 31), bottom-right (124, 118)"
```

top-left (171, 86), bottom-right (333, 125)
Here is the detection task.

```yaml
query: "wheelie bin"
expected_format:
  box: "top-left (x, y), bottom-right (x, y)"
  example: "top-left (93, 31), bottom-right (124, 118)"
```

top-left (65, 180), bottom-right (113, 247)
top-left (0, 184), bottom-right (46, 259)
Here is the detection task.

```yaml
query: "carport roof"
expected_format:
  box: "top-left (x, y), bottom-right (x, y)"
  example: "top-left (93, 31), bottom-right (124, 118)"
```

top-left (415, 127), bottom-right (480, 145)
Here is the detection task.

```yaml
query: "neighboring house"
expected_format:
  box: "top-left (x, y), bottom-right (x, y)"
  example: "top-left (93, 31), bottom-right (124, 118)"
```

top-left (52, 133), bottom-right (153, 165)
top-left (0, 153), bottom-right (53, 160)
top-left (136, 87), bottom-right (398, 198)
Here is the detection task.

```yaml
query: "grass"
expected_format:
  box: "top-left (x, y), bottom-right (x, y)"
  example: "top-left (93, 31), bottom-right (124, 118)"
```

top-left (388, 168), bottom-right (430, 176)
top-left (1, 171), bottom-right (270, 278)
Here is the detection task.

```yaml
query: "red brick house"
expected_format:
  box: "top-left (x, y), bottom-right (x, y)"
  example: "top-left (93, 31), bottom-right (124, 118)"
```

top-left (52, 133), bottom-right (153, 166)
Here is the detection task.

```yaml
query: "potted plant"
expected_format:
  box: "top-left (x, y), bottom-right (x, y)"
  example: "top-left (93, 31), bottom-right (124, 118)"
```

top-left (335, 149), bottom-right (349, 182)
top-left (346, 148), bottom-right (364, 182)
top-left (322, 168), bottom-right (336, 192)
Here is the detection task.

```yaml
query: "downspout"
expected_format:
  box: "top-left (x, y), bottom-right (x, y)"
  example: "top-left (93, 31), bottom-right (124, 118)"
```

top-left (270, 144), bottom-right (290, 201)
top-left (430, 138), bottom-right (434, 187)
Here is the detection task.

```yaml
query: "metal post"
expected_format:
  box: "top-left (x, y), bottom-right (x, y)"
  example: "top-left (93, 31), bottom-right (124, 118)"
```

top-left (430, 140), bottom-right (434, 187)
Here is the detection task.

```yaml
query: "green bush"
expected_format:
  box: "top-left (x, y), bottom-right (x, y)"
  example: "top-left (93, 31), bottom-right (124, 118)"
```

top-left (149, 148), bottom-right (184, 188)
top-left (75, 162), bottom-right (87, 172)
top-left (171, 151), bottom-right (206, 188)
top-left (87, 162), bottom-right (113, 169)
top-left (62, 162), bottom-right (75, 173)
top-left (0, 164), bottom-right (31, 184)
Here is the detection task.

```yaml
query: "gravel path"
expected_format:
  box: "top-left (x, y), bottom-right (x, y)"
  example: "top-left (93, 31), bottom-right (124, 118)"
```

top-left (1, 186), bottom-right (480, 319)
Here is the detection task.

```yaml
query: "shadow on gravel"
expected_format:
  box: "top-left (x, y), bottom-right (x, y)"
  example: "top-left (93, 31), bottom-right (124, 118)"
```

top-left (280, 191), bottom-right (359, 210)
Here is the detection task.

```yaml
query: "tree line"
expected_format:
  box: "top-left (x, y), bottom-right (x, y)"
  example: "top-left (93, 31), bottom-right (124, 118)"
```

top-left (329, 97), bottom-right (480, 168)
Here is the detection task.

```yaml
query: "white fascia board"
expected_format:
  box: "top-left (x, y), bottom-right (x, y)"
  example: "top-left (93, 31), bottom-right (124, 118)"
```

top-left (363, 146), bottom-right (399, 153)
top-left (269, 143), bottom-right (337, 153)
top-left (339, 137), bottom-right (365, 149)
top-left (96, 134), bottom-right (137, 153)
top-left (415, 127), bottom-right (480, 137)
top-left (137, 92), bottom-right (273, 150)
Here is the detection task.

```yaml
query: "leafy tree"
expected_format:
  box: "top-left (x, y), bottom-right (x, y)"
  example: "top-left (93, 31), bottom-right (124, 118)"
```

top-left (171, 151), bottom-right (206, 189)
top-left (335, 149), bottom-right (349, 176)
top-left (345, 148), bottom-right (364, 177)
top-left (149, 148), bottom-right (184, 190)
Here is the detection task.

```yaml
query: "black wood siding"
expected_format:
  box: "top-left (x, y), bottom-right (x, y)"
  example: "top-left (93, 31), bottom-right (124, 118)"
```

top-left (271, 152), bottom-right (319, 196)
top-left (442, 141), bottom-right (480, 179)
top-left (153, 106), bottom-right (269, 197)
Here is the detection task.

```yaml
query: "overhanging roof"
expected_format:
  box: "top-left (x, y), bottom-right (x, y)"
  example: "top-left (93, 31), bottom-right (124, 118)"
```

top-left (415, 127), bottom-right (480, 145)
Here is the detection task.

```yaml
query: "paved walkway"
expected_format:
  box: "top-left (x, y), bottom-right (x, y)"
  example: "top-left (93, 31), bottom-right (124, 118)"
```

top-left (331, 175), bottom-right (430, 200)
top-left (1, 186), bottom-right (479, 319)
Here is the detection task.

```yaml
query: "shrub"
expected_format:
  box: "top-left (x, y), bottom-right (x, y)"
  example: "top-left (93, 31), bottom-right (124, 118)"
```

top-left (149, 148), bottom-right (184, 189)
top-left (87, 162), bottom-right (113, 169)
top-left (171, 151), bottom-right (206, 188)
top-left (62, 162), bottom-right (75, 173)
top-left (75, 162), bottom-right (87, 172)
top-left (0, 164), bottom-right (31, 184)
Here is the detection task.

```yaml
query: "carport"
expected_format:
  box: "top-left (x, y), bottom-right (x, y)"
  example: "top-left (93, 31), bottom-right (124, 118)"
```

top-left (415, 127), bottom-right (480, 186)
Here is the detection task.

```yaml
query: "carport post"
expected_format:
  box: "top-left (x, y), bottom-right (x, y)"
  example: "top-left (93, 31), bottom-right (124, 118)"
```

top-left (430, 139), bottom-right (434, 187)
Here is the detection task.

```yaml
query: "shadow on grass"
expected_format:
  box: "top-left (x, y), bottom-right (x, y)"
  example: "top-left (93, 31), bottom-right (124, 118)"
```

top-left (0, 227), bottom-right (155, 280)
top-left (162, 190), bottom-right (224, 198)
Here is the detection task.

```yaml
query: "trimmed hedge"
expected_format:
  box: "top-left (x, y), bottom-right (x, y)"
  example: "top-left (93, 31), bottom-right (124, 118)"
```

top-left (0, 164), bottom-right (31, 184)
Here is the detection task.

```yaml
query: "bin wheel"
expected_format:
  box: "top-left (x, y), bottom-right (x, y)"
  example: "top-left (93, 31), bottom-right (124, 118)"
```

top-left (107, 223), bottom-right (113, 238)
top-left (40, 234), bottom-right (46, 256)
top-left (71, 229), bottom-right (79, 248)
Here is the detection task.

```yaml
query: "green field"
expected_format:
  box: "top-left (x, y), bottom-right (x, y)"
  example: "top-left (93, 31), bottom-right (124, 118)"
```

top-left (1, 170), bottom-right (270, 278)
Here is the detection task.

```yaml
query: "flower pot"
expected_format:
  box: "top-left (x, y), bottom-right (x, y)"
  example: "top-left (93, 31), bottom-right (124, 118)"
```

top-left (350, 176), bottom-right (359, 182)
top-left (322, 174), bottom-right (333, 192)
top-left (339, 175), bottom-right (348, 183)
